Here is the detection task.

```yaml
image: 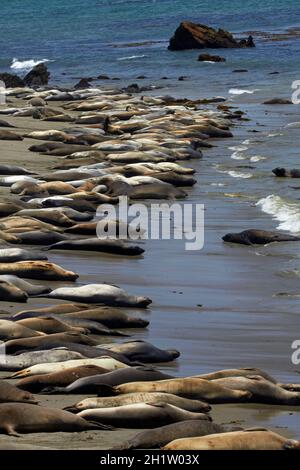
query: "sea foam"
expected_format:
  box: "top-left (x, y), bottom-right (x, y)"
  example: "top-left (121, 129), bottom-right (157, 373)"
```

top-left (11, 58), bottom-right (51, 72)
top-left (256, 194), bottom-right (300, 233)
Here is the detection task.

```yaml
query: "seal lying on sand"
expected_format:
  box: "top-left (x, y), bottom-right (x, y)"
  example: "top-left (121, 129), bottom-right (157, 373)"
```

top-left (0, 349), bottom-right (85, 372)
top-left (0, 261), bottom-right (78, 281)
top-left (0, 319), bottom-right (44, 340)
top-left (65, 393), bottom-right (210, 413)
top-left (16, 317), bottom-right (88, 335)
top-left (0, 248), bottom-right (47, 263)
top-left (163, 429), bottom-right (300, 450)
top-left (0, 380), bottom-right (37, 404)
top-left (0, 279), bottom-right (28, 303)
top-left (16, 365), bottom-right (110, 392)
top-left (222, 229), bottom-right (300, 245)
top-left (0, 275), bottom-right (51, 296)
top-left (0, 403), bottom-right (111, 435)
top-left (114, 420), bottom-right (226, 449)
top-left (64, 307), bottom-right (149, 328)
top-left (45, 284), bottom-right (152, 307)
top-left (101, 340), bottom-right (180, 363)
top-left (114, 377), bottom-right (252, 403)
top-left (78, 402), bottom-right (210, 429)
top-left (46, 238), bottom-right (144, 256)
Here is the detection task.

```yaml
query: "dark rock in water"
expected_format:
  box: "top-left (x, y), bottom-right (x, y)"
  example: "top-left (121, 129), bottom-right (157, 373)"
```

top-left (232, 69), bottom-right (248, 73)
top-left (161, 76), bottom-right (169, 80)
top-left (97, 74), bottom-right (110, 80)
top-left (198, 54), bottom-right (226, 62)
top-left (123, 83), bottom-right (140, 93)
top-left (0, 73), bottom-right (25, 88)
top-left (269, 71), bottom-right (279, 75)
top-left (263, 98), bottom-right (293, 105)
top-left (136, 75), bottom-right (147, 79)
top-left (168, 22), bottom-right (255, 51)
top-left (24, 64), bottom-right (50, 86)
top-left (178, 76), bottom-right (188, 81)
top-left (74, 78), bottom-right (92, 89)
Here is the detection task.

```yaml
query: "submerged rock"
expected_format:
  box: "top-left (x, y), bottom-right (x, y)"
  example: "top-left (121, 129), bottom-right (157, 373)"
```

top-left (198, 54), bottom-right (226, 62)
top-left (168, 22), bottom-right (255, 51)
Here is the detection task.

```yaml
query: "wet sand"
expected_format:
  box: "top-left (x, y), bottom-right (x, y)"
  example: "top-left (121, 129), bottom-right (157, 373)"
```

top-left (0, 93), bottom-right (300, 449)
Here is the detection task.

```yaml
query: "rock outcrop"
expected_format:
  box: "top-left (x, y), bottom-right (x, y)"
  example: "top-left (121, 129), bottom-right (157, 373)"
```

top-left (168, 22), bottom-right (255, 51)
top-left (24, 64), bottom-right (50, 87)
top-left (0, 73), bottom-right (25, 88)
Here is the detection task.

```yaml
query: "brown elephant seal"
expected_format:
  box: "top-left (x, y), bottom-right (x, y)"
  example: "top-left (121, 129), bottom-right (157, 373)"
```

top-left (222, 229), bottom-right (300, 245)
top-left (0, 261), bottom-right (78, 281)
top-left (13, 230), bottom-right (67, 245)
top-left (212, 375), bottom-right (300, 405)
top-left (163, 429), bottom-right (300, 450)
top-left (0, 130), bottom-right (23, 141)
top-left (0, 380), bottom-right (37, 404)
top-left (16, 365), bottom-right (110, 392)
top-left (4, 331), bottom-right (98, 354)
top-left (272, 167), bottom-right (300, 178)
top-left (64, 307), bottom-right (149, 328)
top-left (0, 248), bottom-right (47, 263)
top-left (0, 319), bottom-right (44, 340)
top-left (114, 420), bottom-right (226, 450)
top-left (16, 316), bottom-right (88, 335)
top-left (0, 279), bottom-right (28, 303)
top-left (102, 340), bottom-right (180, 363)
top-left (14, 209), bottom-right (75, 227)
top-left (13, 303), bottom-right (89, 319)
top-left (0, 403), bottom-right (111, 435)
top-left (0, 275), bottom-right (51, 296)
top-left (115, 377), bottom-right (252, 403)
top-left (66, 393), bottom-right (210, 413)
top-left (46, 238), bottom-right (144, 256)
top-left (78, 402), bottom-right (210, 428)
top-left (46, 284), bottom-right (151, 307)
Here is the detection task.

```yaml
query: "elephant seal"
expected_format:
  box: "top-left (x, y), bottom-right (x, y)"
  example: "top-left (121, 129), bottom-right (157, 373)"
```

top-left (13, 231), bottom-right (67, 245)
top-left (12, 303), bottom-right (89, 319)
top-left (66, 393), bottom-right (210, 413)
top-left (46, 238), bottom-right (144, 256)
top-left (163, 429), bottom-right (300, 450)
top-left (101, 340), bottom-right (180, 363)
top-left (0, 279), bottom-right (28, 303)
top-left (0, 319), bottom-right (44, 340)
top-left (44, 315), bottom-right (128, 336)
top-left (194, 367), bottom-right (277, 383)
top-left (46, 366), bottom-right (174, 395)
top-left (272, 167), bottom-right (300, 178)
top-left (15, 209), bottom-right (75, 227)
top-left (0, 261), bottom-right (78, 281)
top-left (0, 164), bottom-right (31, 175)
top-left (0, 130), bottom-right (23, 141)
top-left (78, 402), bottom-right (210, 428)
top-left (16, 317), bottom-right (88, 335)
top-left (115, 420), bottom-right (226, 449)
top-left (11, 357), bottom-right (130, 378)
top-left (222, 229), bottom-right (300, 245)
top-left (115, 377), bottom-right (252, 403)
top-left (212, 375), bottom-right (300, 405)
top-left (4, 331), bottom-right (98, 354)
top-left (46, 284), bottom-right (152, 307)
top-left (0, 349), bottom-right (84, 372)
top-left (0, 248), bottom-right (47, 263)
top-left (0, 380), bottom-right (37, 404)
top-left (0, 403), bottom-right (111, 435)
top-left (0, 275), bottom-right (51, 296)
top-left (64, 307), bottom-right (149, 328)
top-left (16, 365), bottom-right (110, 392)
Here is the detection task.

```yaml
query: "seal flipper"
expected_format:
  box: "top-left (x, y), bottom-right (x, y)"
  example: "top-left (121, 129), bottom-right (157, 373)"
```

top-left (5, 425), bottom-right (22, 438)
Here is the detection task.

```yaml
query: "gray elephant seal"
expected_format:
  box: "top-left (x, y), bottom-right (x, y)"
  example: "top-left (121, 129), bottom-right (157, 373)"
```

top-left (272, 167), bottom-right (300, 178)
top-left (115, 377), bottom-right (252, 403)
top-left (163, 429), bottom-right (300, 450)
top-left (78, 402), bottom-right (210, 428)
top-left (16, 365), bottom-right (110, 392)
top-left (66, 393), bottom-right (210, 413)
top-left (0, 381), bottom-right (37, 404)
top-left (0, 349), bottom-right (85, 371)
top-left (0, 275), bottom-right (51, 296)
top-left (13, 231), bottom-right (67, 245)
top-left (0, 403), bottom-right (111, 435)
top-left (0, 248), bottom-right (47, 263)
top-left (212, 375), bottom-right (300, 405)
top-left (4, 331), bottom-right (97, 354)
top-left (0, 279), bottom-right (28, 303)
top-left (64, 307), bottom-right (149, 328)
top-left (0, 164), bottom-right (31, 175)
top-left (115, 420), bottom-right (226, 449)
top-left (16, 317), bottom-right (87, 335)
top-left (46, 284), bottom-right (151, 307)
top-left (49, 366), bottom-right (174, 395)
top-left (0, 261), bottom-right (78, 281)
top-left (0, 130), bottom-right (23, 141)
top-left (222, 229), bottom-right (300, 245)
top-left (46, 238), bottom-right (144, 256)
top-left (102, 340), bottom-right (180, 363)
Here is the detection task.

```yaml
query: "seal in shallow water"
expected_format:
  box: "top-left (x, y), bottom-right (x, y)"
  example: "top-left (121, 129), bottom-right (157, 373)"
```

top-left (222, 229), bottom-right (300, 245)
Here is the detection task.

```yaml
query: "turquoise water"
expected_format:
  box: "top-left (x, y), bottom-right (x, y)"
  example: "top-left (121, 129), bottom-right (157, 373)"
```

top-left (0, 0), bottom-right (300, 90)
